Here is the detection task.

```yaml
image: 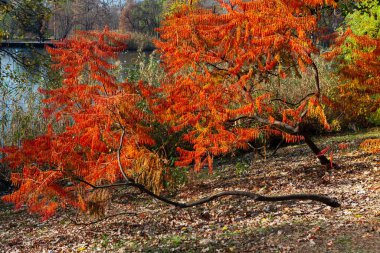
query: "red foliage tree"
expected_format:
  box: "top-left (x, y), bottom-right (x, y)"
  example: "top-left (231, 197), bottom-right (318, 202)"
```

top-left (325, 28), bottom-right (380, 123)
top-left (148, 0), bottom-right (337, 170)
top-left (1, 28), bottom-right (165, 219)
top-left (1, 2), bottom-right (345, 219)
top-left (324, 5), bottom-right (380, 154)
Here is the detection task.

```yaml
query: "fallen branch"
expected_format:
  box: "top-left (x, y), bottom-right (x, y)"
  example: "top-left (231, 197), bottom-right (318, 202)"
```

top-left (73, 175), bottom-right (341, 208)
top-left (125, 183), bottom-right (341, 208)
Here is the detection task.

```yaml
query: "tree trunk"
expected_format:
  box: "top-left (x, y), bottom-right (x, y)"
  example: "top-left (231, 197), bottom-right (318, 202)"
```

top-left (302, 133), bottom-right (335, 168)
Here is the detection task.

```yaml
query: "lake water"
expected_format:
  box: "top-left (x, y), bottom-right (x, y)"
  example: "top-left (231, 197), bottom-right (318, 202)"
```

top-left (0, 47), bottom-right (152, 146)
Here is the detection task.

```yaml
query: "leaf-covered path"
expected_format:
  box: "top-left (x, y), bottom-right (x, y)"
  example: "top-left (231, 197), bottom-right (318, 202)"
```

top-left (1, 130), bottom-right (379, 252)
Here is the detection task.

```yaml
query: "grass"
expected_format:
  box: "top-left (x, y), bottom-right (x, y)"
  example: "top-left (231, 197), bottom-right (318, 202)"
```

top-left (322, 127), bottom-right (380, 143)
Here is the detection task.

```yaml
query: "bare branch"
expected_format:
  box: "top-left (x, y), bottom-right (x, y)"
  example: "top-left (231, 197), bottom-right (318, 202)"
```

top-left (117, 127), bottom-right (132, 182)
top-left (228, 114), bottom-right (299, 133)
top-left (69, 174), bottom-right (341, 208)
top-left (271, 92), bottom-right (315, 107)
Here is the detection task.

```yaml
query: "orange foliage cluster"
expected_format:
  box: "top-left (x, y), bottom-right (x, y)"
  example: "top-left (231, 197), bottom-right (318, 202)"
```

top-left (360, 139), bottom-right (380, 154)
top-left (150, 0), bottom-right (335, 170)
top-left (325, 28), bottom-right (380, 119)
top-left (1, 28), bottom-right (160, 219)
top-left (1, 1), bottom-right (345, 218)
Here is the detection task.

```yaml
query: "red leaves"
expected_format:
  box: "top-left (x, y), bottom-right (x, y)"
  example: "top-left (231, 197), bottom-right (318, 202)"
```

top-left (338, 143), bottom-right (349, 151)
top-left (1, 29), bottom-right (159, 218)
top-left (317, 146), bottom-right (330, 157)
top-left (154, 0), bottom-right (336, 171)
top-left (325, 28), bottom-right (380, 120)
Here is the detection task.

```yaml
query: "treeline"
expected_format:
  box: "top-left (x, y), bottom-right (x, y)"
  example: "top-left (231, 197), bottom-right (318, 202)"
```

top-left (0, 0), bottom-right (170, 41)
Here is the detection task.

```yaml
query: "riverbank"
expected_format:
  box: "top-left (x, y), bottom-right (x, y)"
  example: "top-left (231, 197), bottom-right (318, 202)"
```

top-left (0, 32), bottom-right (155, 51)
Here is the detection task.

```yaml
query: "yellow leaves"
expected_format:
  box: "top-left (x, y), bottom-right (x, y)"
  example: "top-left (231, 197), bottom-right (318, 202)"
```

top-left (307, 99), bottom-right (330, 130)
top-left (77, 194), bottom-right (87, 212)
top-left (76, 246), bottom-right (87, 252)
top-left (132, 150), bottom-right (167, 194)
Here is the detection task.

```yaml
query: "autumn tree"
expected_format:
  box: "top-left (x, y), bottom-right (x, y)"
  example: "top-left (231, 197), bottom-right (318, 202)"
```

top-left (1, 28), bottom-right (169, 219)
top-left (325, 0), bottom-right (380, 153)
top-left (149, 0), bottom-right (340, 170)
top-left (325, 0), bottom-right (379, 124)
top-left (0, 0), bottom-right (51, 40)
top-left (1, 25), bottom-right (341, 219)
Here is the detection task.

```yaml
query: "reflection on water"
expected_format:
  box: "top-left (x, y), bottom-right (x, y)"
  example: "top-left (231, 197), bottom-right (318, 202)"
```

top-left (0, 48), bottom-right (48, 146)
top-left (0, 48), bottom-right (46, 109)
top-left (0, 48), bottom-right (153, 146)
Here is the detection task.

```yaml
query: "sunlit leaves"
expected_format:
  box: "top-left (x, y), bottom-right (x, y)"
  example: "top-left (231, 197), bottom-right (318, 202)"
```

top-left (1, 28), bottom-right (165, 218)
top-left (154, 0), bottom-right (335, 170)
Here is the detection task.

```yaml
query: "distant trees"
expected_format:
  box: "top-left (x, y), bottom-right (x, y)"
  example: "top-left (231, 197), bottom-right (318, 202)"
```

top-left (50, 0), bottom-right (120, 39)
top-left (0, 0), bottom-right (50, 40)
top-left (119, 0), bottom-right (164, 36)
top-left (0, 0), bottom-right (204, 40)
top-left (0, 0), bottom-right (126, 40)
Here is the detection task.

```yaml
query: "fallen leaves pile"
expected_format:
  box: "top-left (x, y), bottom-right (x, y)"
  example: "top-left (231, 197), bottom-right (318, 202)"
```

top-left (0, 130), bottom-right (379, 252)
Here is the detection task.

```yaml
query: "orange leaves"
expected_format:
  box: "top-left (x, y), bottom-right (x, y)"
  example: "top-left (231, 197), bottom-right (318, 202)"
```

top-left (325, 28), bottom-right (380, 120)
top-left (154, 0), bottom-right (336, 172)
top-left (360, 139), bottom-right (380, 154)
top-left (1, 29), bottom-right (160, 219)
top-left (282, 133), bottom-right (304, 144)
top-left (2, 0), bottom-right (343, 219)
top-left (157, 0), bottom-right (322, 79)
top-left (2, 168), bottom-right (65, 219)
top-left (307, 97), bottom-right (330, 130)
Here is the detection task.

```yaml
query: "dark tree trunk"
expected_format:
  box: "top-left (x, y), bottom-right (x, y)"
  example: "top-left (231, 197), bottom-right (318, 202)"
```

top-left (302, 133), bottom-right (335, 168)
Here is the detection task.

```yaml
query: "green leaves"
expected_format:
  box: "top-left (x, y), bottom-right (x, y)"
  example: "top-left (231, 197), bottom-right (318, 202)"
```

top-left (346, 0), bottom-right (380, 38)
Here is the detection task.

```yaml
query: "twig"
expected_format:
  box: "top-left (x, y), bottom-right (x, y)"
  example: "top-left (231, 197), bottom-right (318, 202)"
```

top-left (117, 127), bottom-right (132, 182)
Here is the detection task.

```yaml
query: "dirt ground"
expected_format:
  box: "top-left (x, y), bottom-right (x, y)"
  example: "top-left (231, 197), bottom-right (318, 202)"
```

top-left (0, 129), bottom-right (379, 252)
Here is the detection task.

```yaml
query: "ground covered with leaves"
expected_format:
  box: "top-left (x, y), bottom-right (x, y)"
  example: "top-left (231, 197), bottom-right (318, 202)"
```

top-left (1, 129), bottom-right (379, 252)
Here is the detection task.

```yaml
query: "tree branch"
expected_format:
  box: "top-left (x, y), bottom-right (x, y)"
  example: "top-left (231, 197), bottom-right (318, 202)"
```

top-left (58, 117), bottom-right (337, 219)
top-left (117, 127), bottom-right (133, 182)
top-left (271, 92), bottom-right (315, 107)
top-left (228, 114), bottom-right (299, 134)
top-left (69, 173), bottom-right (340, 208)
